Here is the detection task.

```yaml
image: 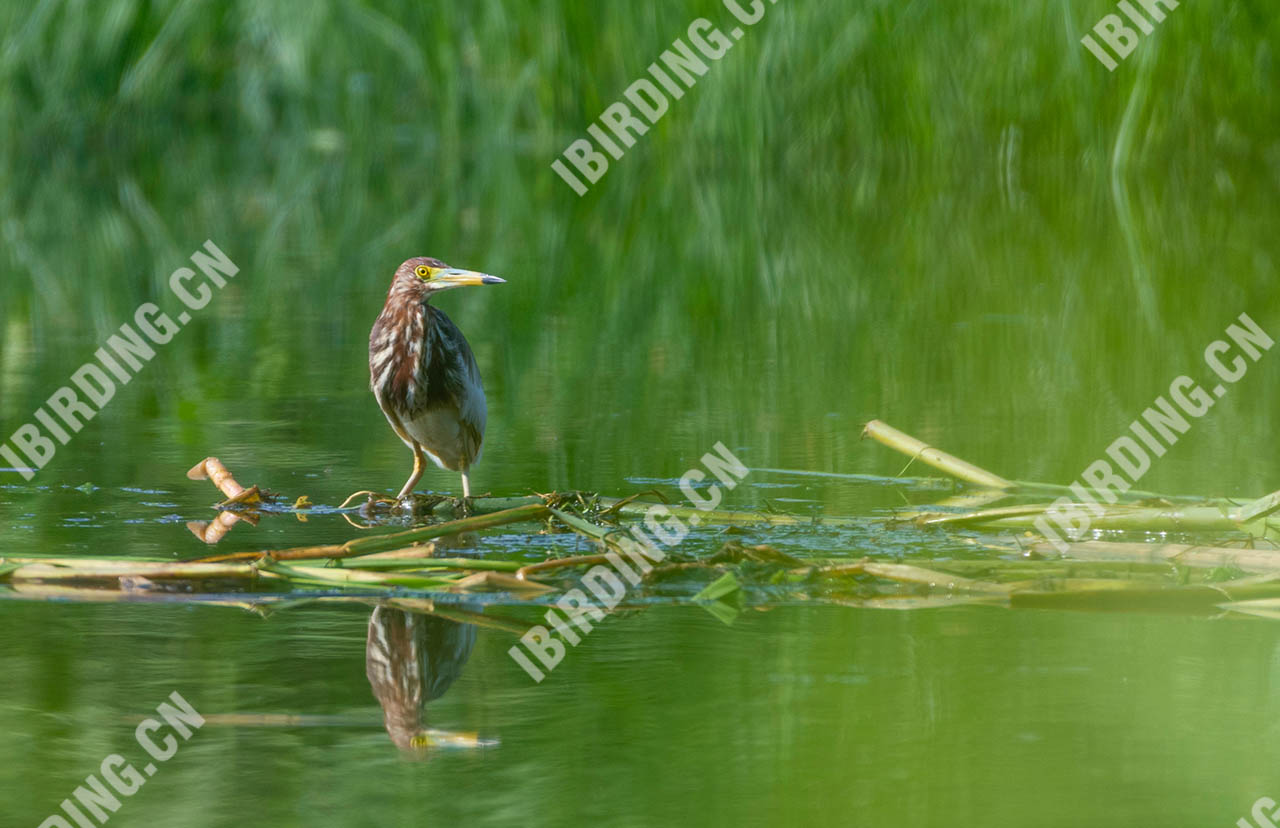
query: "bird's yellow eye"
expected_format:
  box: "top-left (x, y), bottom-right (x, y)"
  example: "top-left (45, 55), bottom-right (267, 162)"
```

top-left (414, 265), bottom-right (432, 278)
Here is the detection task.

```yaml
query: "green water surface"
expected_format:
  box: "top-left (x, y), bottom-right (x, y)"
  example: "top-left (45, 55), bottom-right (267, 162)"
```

top-left (1, 1), bottom-right (1279, 826)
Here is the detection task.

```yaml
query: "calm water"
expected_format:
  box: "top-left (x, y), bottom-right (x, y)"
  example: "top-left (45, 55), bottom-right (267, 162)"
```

top-left (2, 1), bottom-right (1279, 825)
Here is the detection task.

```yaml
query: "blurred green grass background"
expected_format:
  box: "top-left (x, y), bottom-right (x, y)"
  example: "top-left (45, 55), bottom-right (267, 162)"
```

top-left (0, 0), bottom-right (1276, 500)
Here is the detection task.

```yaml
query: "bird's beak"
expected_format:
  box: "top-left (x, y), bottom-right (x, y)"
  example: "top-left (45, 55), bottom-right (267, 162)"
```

top-left (433, 269), bottom-right (506, 288)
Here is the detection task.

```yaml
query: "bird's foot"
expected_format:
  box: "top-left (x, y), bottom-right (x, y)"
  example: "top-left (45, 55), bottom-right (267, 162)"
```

top-left (391, 492), bottom-right (450, 519)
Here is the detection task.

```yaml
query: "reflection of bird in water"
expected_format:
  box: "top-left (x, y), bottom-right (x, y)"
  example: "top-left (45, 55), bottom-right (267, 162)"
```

top-left (365, 605), bottom-right (476, 755)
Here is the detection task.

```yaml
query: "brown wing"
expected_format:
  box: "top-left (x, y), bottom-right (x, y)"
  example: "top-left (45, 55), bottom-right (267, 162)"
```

top-left (418, 306), bottom-right (487, 467)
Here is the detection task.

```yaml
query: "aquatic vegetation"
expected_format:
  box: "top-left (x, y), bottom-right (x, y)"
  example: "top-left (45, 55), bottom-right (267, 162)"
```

top-left (5, 423), bottom-right (1280, 627)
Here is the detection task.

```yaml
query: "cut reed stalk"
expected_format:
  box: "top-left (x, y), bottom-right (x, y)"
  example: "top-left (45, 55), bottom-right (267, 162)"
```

top-left (803, 559), bottom-right (1012, 594)
top-left (187, 457), bottom-right (262, 506)
top-left (451, 571), bottom-right (554, 593)
top-left (516, 554), bottom-right (613, 581)
top-left (1233, 487), bottom-right (1280, 524)
top-left (1028, 540), bottom-right (1280, 574)
top-left (918, 503), bottom-right (1243, 533)
top-left (861, 420), bottom-right (1013, 489)
top-left (864, 419), bottom-right (1204, 502)
top-left (343, 557), bottom-right (524, 572)
top-left (5, 561), bottom-right (276, 582)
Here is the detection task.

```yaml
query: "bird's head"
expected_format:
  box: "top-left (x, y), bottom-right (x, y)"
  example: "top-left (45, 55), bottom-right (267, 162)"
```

top-left (395, 256), bottom-right (505, 295)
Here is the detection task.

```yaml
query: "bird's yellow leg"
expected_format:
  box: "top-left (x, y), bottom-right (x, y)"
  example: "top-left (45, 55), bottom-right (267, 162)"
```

top-left (457, 470), bottom-right (474, 518)
top-left (397, 444), bottom-right (426, 501)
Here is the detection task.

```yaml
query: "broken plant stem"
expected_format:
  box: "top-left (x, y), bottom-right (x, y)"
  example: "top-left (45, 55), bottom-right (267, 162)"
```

top-left (862, 419), bottom-right (1013, 489)
top-left (191, 503), bottom-right (551, 564)
top-left (187, 457), bottom-right (262, 506)
top-left (1234, 486), bottom-right (1280, 524)
top-left (917, 503), bottom-right (1243, 534)
top-left (517, 554), bottom-right (613, 581)
top-left (863, 419), bottom-right (1201, 502)
top-left (1028, 539), bottom-right (1280, 574)
top-left (805, 559), bottom-right (1012, 594)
